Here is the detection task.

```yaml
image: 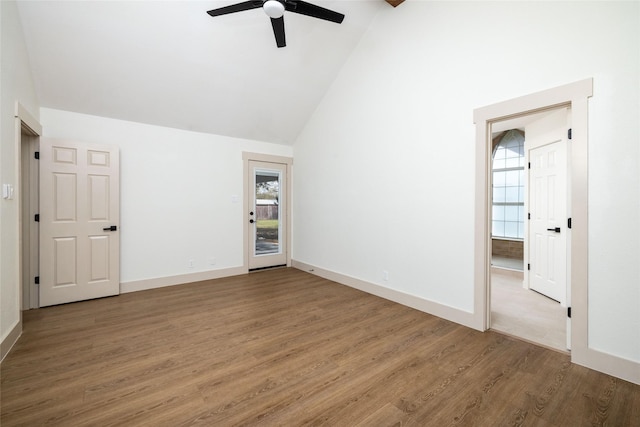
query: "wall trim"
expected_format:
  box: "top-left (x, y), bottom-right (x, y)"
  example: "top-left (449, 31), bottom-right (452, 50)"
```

top-left (15, 102), bottom-right (42, 135)
top-left (1, 320), bottom-right (22, 363)
top-left (573, 348), bottom-right (640, 385)
top-left (120, 266), bottom-right (247, 294)
top-left (292, 260), bottom-right (477, 330)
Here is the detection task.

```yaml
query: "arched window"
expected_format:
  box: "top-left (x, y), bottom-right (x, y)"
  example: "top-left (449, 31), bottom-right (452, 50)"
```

top-left (492, 129), bottom-right (525, 239)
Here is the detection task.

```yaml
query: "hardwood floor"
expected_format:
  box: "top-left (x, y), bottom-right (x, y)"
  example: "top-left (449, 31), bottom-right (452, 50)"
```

top-left (2, 268), bottom-right (638, 426)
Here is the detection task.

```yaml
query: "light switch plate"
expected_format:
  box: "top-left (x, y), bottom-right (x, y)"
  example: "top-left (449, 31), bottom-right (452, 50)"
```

top-left (2, 184), bottom-right (14, 200)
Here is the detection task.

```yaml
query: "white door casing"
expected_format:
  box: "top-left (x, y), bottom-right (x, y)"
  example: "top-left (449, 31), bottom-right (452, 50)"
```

top-left (40, 138), bottom-right (120, 307)
top-left (473, 80), bottom-right (640, 383)
top-left (525, 108), bottom-right (569, 307)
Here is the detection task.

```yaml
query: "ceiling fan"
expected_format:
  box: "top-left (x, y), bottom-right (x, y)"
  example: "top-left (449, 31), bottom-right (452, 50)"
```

top-left (207, 0), bottom-right (345, 48)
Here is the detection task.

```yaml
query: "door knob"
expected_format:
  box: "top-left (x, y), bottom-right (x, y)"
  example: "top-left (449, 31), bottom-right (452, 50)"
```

top-left (249, 219), bottom-right (255, 224)
top-left (547, 227), bottom-right (561, 233)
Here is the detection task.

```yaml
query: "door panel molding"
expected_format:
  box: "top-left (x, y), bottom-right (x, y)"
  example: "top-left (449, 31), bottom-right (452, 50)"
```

top-left (40, 138), bottom-right (120, 307)
top-left (525, 108), bottom-right (569, 306)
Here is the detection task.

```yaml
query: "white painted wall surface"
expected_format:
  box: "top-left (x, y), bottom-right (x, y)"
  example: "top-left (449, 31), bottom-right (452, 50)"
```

top-left (40, 108), bottom-right (293, 283)
top-left (293, 2), bottom-right (639, 362)
top-left (0, 1), bottom-right (40, 345)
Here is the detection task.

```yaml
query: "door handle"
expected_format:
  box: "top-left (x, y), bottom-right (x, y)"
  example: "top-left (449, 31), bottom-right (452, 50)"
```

top-left (547, 227), bottom-right (561, 233)
top-left (103, 225), bottom-right (117, 231)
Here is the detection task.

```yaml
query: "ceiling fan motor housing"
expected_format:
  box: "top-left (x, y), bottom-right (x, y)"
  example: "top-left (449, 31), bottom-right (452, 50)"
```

top-left (263, 0), bottom-right (285, 18)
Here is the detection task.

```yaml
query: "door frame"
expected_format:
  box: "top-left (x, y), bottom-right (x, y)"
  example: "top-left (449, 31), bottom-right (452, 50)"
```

top-left (15, 103), bottom-right (42, 312)
top-left (242, 152), bottom-right (293, 271)
top-left (20, 123), bottom-right (40, 309)
top-left (473, 79), bottom-right (591, 359)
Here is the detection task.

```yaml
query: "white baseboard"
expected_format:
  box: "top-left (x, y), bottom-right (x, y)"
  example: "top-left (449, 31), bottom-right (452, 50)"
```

top-left (120, 266), bottom-right (247, 294)
top-left (1, 319), bottom-right (22, 363)
top-left (293, 260), bottom-right (640, 385)
top-left (292, 260), bottom-right (477, 330)
top-left (573, 346), bottom-right (640, 385)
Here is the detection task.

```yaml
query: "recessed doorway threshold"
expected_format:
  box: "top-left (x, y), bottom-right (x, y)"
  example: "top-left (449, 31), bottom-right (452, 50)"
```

top-left (249, 264), bottom-right (287, 273)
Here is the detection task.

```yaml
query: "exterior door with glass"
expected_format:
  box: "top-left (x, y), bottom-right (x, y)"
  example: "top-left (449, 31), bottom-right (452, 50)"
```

top-left (248, 161), bottom-right (288, 270)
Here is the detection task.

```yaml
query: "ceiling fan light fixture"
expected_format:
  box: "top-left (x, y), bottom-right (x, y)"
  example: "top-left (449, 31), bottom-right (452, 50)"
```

top-left (263, 0), bottom-right (285, 18)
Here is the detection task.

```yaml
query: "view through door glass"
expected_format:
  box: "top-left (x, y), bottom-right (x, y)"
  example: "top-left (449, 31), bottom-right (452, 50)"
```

top-left (254, 170), bottom-right (281, 256)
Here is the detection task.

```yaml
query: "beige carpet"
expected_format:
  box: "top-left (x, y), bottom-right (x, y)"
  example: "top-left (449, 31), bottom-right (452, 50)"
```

top-left (490, 267), bottom-right (567, 352)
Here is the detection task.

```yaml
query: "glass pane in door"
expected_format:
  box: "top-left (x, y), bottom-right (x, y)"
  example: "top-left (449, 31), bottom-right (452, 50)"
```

top-left (254, 170), bottom-right (281, 256)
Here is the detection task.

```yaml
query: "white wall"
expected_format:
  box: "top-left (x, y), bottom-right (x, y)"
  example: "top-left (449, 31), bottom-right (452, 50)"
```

top-left (293, 1), bottom-right (639, 364)
top-left (0, 1), bottom-right (39, 349)
top-left (40, 108), bottom-right (292, 284)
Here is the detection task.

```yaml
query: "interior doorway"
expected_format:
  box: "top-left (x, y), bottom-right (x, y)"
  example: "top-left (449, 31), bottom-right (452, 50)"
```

top-left (474, 78), bottom-right (592, 372)
top-left (20, 126), bottom-right (39, 310)
top-left (488, 107), bottom-right (571, 352)
top-left (15, 105), bottom-right (42, 311)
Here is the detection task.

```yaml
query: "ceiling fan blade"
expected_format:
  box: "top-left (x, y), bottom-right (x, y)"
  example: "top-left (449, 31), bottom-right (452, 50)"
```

top-left (207, 1), bottom-right (263, 17)
top-left (285, 0), bottom-right (344, 24)
top-left (270, 17), bottom-right (286, 48)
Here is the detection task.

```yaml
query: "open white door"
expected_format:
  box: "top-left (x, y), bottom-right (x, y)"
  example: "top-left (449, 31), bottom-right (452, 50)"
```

top-left (526, 108), bottom-right (569, 307)
top-left (40, 138), bottom-right (120, 307)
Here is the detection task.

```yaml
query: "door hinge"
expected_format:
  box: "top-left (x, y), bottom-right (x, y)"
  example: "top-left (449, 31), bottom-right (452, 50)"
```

top-left (35, 276), bottom-right (39, 285)
top-left (528, 213), bottom-right (531, 220)
top-left (34, 151), bottom-right (40, 160)
top-left (568, 218), bottom-right (572, 229)
top-left (567, 307), bottom-right (571, 318)
top-left (568, 128), bottom-right (572, 140)
top-left (527, 263), bottom-right (531, 271)
top-left (528, 162), bottom-right (531, 169)
top-left (34, 214), bottom-right (39, 222)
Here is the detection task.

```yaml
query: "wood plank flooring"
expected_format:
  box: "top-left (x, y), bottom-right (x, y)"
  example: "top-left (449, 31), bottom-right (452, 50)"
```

top-left (2, 268), bottom-right (638, 426)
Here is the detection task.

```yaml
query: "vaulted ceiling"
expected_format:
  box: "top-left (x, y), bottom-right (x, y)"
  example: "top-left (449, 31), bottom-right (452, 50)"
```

top-left (16, 1), bottom-right (405, 145)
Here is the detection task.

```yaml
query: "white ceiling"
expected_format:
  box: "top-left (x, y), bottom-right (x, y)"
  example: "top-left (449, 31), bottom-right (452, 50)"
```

top-left (17, 0), bottom-right (386, 145)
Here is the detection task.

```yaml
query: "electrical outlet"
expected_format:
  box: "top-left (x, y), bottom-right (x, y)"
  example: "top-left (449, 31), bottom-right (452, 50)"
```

top-left (383, 270), bottom-right (389, 281)
top-left (209, 257), bottom-right (216, 266)
top-left (188, 259), bottom-right (194, 268)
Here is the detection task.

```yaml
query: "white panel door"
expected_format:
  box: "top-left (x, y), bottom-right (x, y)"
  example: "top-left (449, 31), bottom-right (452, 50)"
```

top-left (40, 138), bottom-right (120, 306)
top-left (526, 109), bottom-right (568, 306)
top-left (248, 161), bottom-right (287, 270)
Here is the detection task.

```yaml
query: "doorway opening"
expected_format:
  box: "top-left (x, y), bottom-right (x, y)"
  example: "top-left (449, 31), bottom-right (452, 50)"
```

top-left (488, 107), bottom-right (570, 351)
top-left (20, 124), bottom-right (40, 310)
top-left (488, 108), bottom-right (570, 352)
top-left (473, 78), bottom-right (593, 361)
top-left (16, 105), bottom-right (42, 312)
